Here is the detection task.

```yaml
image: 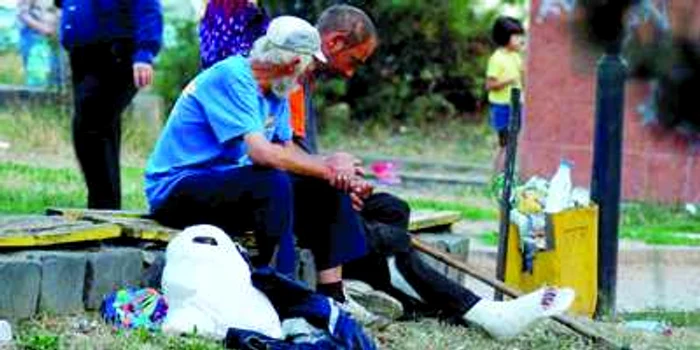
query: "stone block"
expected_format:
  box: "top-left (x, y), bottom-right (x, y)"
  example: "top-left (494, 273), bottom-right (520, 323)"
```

top-left (415, 233), bottom-right (470, 283)
top-left (35, 252), bottom-right (87, 315)
top-left (0, 256), bottom-right (41, 319)
top-left (84, 248), bottom-right (143, 310)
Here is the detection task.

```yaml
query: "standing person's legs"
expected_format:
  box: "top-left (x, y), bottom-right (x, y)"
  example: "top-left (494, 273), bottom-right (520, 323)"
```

top-left (291, 175), bottom-right (367, 302)
top-left (150, 166), bottom-right (296, 275)
top-left (69, 43), bottom-right (137, 209)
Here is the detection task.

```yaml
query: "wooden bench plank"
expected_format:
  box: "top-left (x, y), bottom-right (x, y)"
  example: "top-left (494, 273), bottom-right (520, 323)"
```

top-left (408, 210), bottom-right (461, 232)
top-left (0, 216), bottom-right (121, 248)
top-left (47, 207), bottom-right (462, 232)
top-left (79, 214), bottom-right (179, 242)
top-left (41, 207), bottom-right (462, 245)
top-left (46, 208), bottom-right (146, 220)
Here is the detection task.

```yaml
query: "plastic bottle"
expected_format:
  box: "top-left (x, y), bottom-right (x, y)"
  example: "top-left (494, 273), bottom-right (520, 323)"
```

top-left (544, 160), bottom-right (573, 213)
top-left (0, 320), bottom-right (12, 346)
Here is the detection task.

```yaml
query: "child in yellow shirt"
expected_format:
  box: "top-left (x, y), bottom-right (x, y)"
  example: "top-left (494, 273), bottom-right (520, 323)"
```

top-left (486, 16), bottom-right (525, 171)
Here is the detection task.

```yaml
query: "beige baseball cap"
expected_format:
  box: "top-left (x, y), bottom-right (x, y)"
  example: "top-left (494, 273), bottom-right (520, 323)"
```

top-left (266, 16), bottom-right (327, 63)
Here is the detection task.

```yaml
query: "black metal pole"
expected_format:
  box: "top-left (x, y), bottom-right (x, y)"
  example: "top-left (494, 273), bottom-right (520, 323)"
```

top-left (495, 88), bottom-right (522, 300)
top-left (591, 42), bottom-right (627, 318)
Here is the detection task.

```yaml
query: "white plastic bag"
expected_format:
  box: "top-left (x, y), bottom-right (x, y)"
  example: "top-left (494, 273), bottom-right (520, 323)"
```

top-left (544, 160), bottom-right (573, 213)
top-left (161, 225), bottom-right (283, 340)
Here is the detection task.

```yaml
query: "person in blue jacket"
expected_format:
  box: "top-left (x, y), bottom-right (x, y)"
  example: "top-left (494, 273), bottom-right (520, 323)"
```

top-left (57, 0), bottom-right (163, 209)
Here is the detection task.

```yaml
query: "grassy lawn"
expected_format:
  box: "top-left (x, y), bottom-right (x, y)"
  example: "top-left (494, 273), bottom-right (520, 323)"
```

top-left (11, 313), bottom-right (700, 350)
top-left (0, 162), bottom-right (147, 214)
top-left (0, 52), bottom-right (24, 85)
top-left (0, 161), bottom-right (497, 219)
top-left (405, 197), bottom-right (498, 221)
top-left (319, 118), bottom-right (496, 166)
top-left (622, 310), bottom-right (700, 328)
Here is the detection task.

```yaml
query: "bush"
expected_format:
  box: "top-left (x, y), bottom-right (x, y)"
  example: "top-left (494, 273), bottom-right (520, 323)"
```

top-left (153, 19), bottom-right (200, 114)
top-left (406, 94), bottom-right (457, 125)
top-left (284, 0), bottom-right (506, 124)
top-left (152, 1), bottom-right (524, 125)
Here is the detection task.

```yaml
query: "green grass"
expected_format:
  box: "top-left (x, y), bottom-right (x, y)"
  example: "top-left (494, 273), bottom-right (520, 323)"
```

top-left (622, 311), bottom-right (700, 328)
top-left (0, 103), bottom-right (160, 164)
top-left (0, 162), bottom-right (147, 214)
top-left (0, 52), bottom-right (24, 85)
top-left (478, 230), bottom-right (500, 246)
top-left (620, 202), bottom-right (700, 246)
top-left (406, 198), bottom-right (499, 221)
top-left (13, 315), bottom-right (700, 350)
top-left (16, 316), bottom-right (225, 350)
top-left (319, 118), bottom-right (496, 166)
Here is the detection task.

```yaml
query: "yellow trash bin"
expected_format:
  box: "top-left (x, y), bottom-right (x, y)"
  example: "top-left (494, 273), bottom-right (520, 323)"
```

top-left (504, 205), bottom-right (598, 317)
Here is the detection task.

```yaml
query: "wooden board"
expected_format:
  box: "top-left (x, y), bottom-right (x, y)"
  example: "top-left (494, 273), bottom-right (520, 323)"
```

top-left (80, 214), bottom-right (179, 242)
top-left (408, 210), bottom-right (461, 232)
top-left (28, 207), bottom-right (462, 249)
top-left (46, 208), bottom-right (147, 220)
top-left (0, 216), bottom-right (121, 248)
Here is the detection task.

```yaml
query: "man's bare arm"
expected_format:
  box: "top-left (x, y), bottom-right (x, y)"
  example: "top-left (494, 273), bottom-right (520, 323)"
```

top-left (244, 133), bottom-right (335, 181)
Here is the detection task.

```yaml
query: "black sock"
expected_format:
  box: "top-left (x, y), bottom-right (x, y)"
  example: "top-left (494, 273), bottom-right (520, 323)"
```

top-left (317, 281), bottom-right (346, 303)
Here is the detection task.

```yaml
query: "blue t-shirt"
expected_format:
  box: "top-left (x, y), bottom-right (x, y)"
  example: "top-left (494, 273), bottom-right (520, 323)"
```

top-left (145, 55), bottom-right (292, 210)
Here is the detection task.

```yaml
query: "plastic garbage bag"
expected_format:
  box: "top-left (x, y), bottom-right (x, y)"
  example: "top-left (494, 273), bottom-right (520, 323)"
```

top-left (161, 224), bottom-right (283, 340)
top-left (544, 160), bottom-right (573, 213)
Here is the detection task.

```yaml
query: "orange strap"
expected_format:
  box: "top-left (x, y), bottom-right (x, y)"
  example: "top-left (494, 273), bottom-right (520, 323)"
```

top-left (289, 86), bottom-right (306, 137)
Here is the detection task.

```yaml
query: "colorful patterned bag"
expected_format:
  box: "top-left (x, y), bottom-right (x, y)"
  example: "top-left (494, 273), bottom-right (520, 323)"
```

top-left (100, 288), bottom-right (169, 331)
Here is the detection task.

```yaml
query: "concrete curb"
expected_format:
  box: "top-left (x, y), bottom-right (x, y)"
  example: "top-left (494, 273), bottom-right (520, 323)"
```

top-left (0, 248), bottom-right (146, 319)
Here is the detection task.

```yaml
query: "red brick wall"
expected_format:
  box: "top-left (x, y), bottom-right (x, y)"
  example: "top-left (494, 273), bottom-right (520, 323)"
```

top-left (520, 0), bottom-right (700, 203)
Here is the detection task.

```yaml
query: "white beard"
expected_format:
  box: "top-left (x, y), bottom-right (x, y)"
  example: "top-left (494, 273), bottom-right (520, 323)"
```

top-left (271, 76), bottom-right (298, 98)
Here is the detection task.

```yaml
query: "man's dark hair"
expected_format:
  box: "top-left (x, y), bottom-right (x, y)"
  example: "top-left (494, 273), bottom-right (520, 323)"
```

top-left (316, 5), bottom-right (377, 47)
top-left (492, 16), bottom-right (525, 47)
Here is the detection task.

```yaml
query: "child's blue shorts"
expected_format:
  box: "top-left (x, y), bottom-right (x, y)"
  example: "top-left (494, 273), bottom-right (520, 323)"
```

top-left (490, 103), bottom-right (511, 131)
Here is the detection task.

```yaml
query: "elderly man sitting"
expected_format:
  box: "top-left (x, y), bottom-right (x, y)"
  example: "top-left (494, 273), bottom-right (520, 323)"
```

top-left (145, 16), bottom-right (369, 311)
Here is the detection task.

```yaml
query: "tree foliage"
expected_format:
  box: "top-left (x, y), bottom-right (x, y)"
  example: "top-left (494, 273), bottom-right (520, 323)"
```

top-left (268, 0), bottom-right (506, 123)
top-left (155, 1), bottom-right (520, 124)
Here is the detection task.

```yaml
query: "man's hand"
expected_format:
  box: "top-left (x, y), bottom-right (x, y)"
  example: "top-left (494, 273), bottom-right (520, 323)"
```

top-left (133, 63), bottom-right (154, 88)
top-left (325, 152), bottom-right (362, 190)
top-left (348, 178), bottom-right (374, 211)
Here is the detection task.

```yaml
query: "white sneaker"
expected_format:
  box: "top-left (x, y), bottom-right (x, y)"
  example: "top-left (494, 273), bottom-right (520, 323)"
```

top-left (337, 294), bottom-right (391, 329)
top-left (345, 280), bottom-right (404, 320)
top-left (463, 286), bottom-right (575, 340)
